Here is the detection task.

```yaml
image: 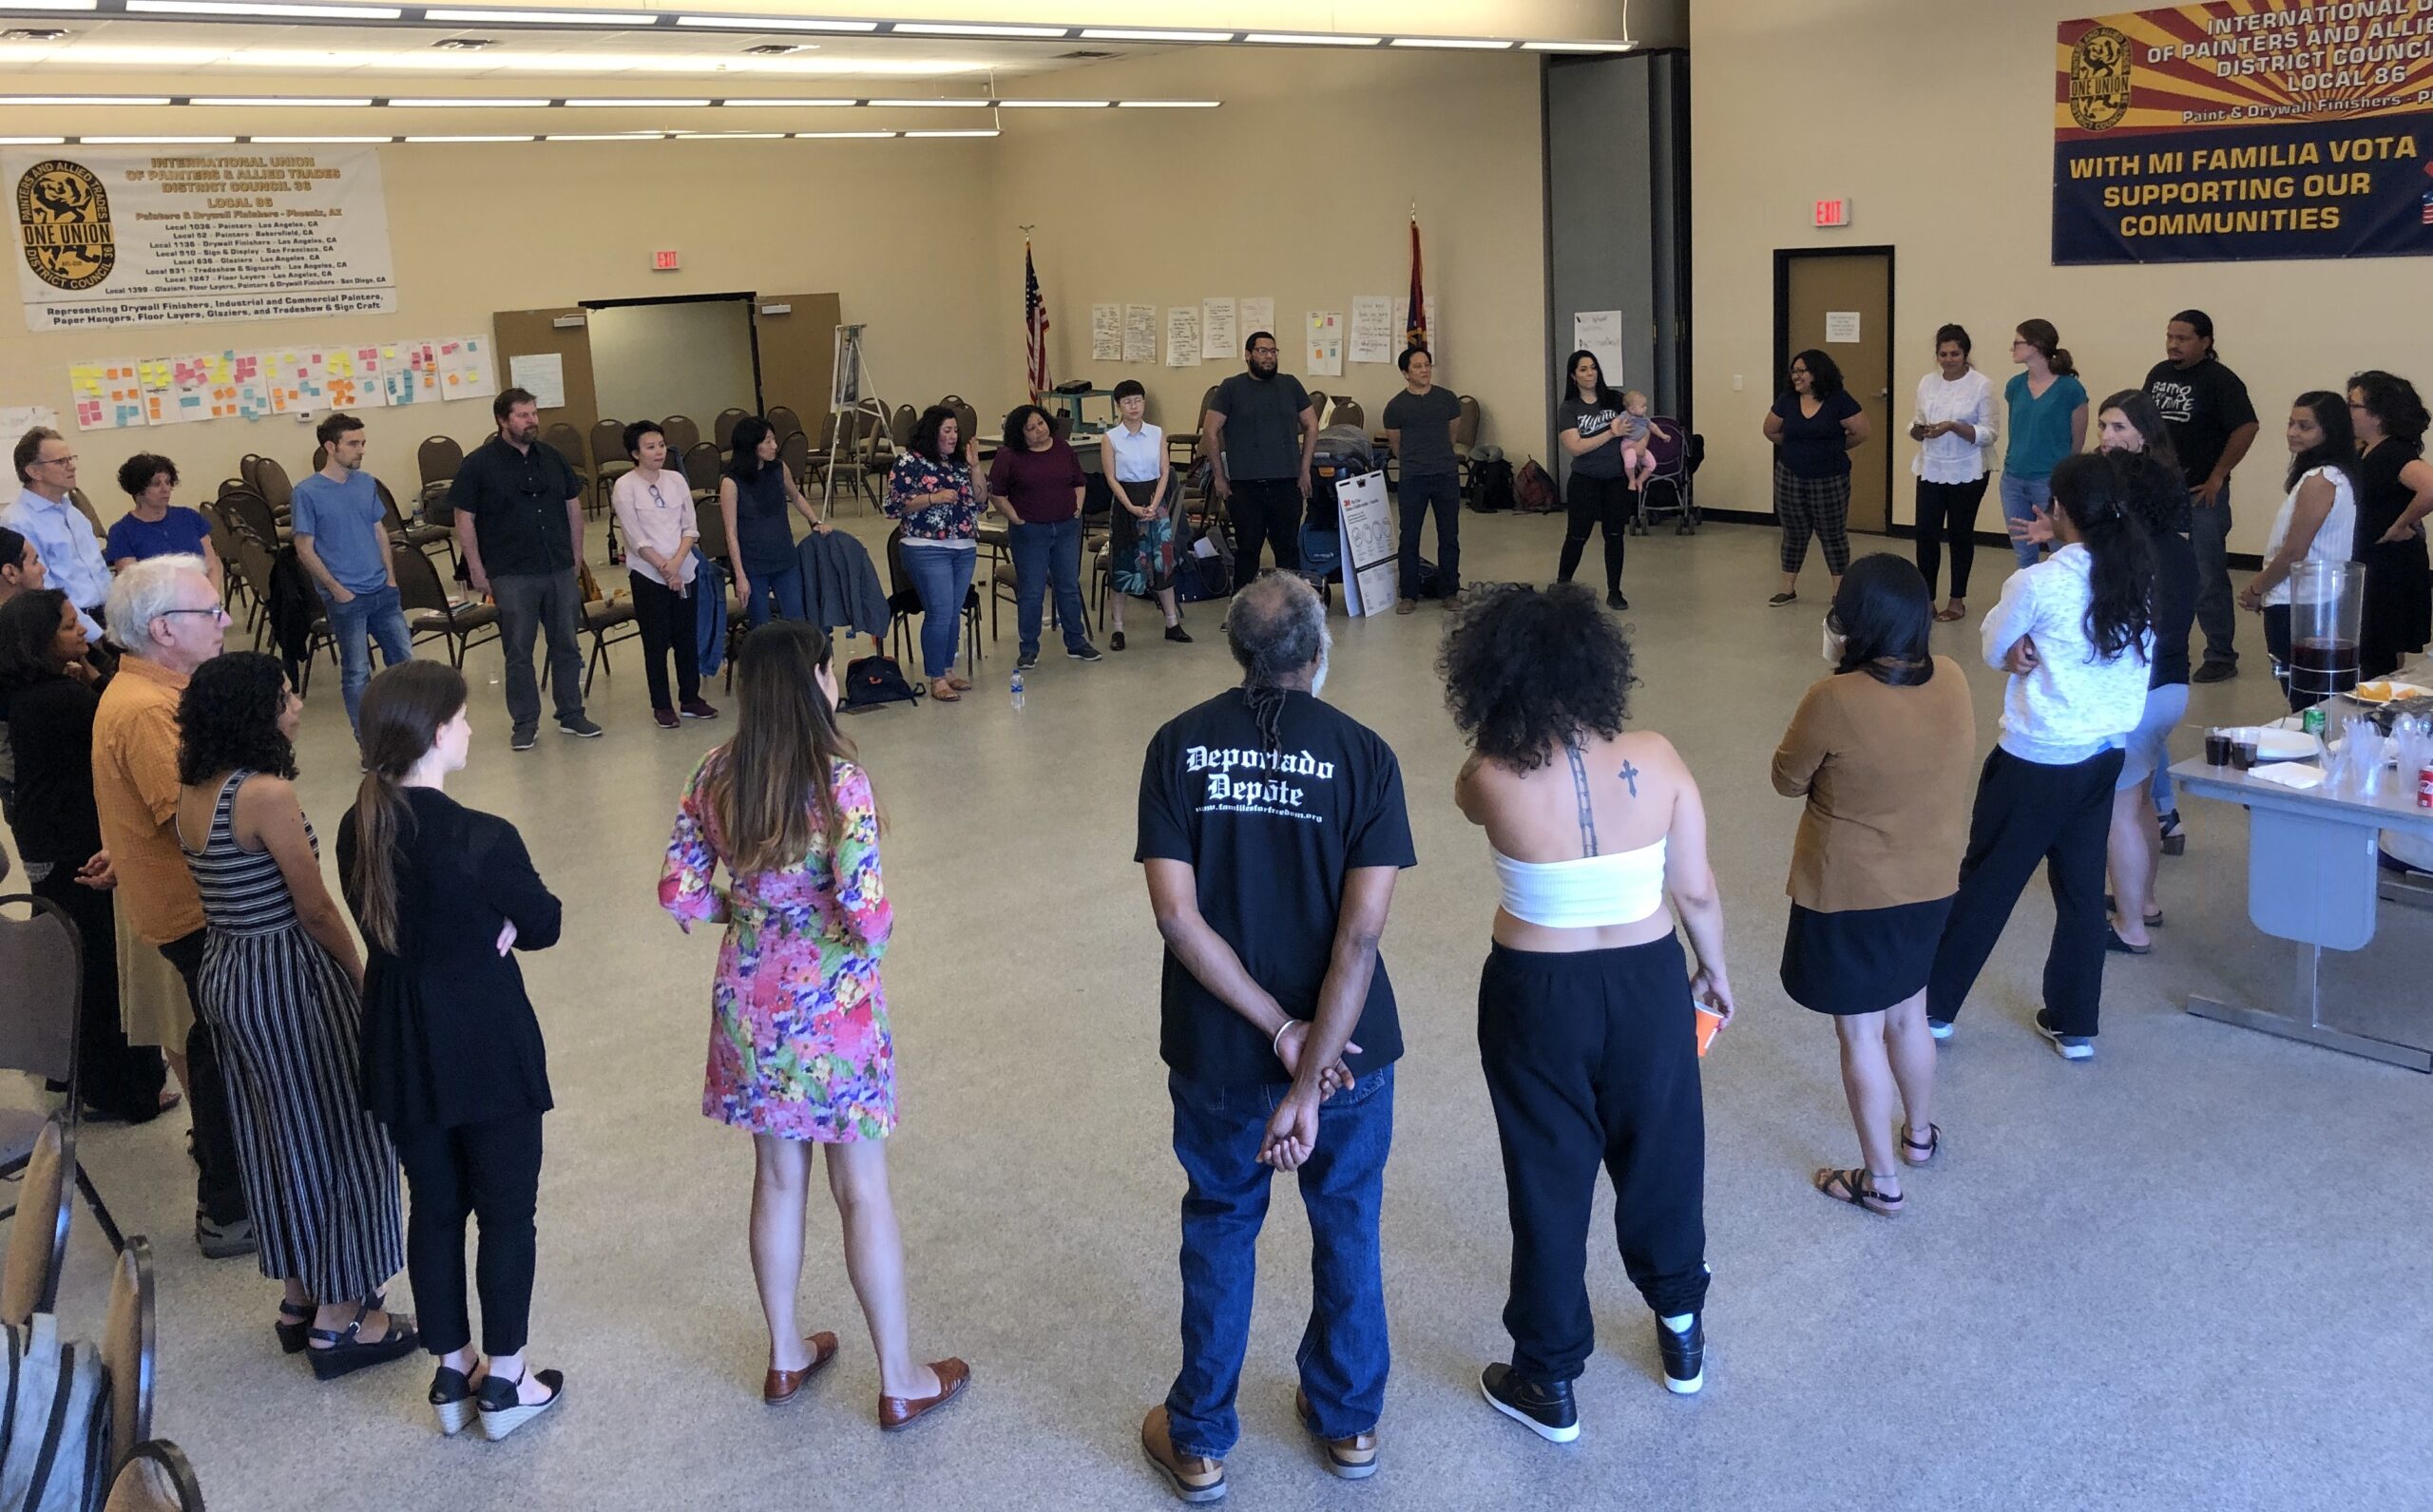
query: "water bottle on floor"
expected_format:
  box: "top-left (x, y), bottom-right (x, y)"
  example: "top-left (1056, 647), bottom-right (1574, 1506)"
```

top-left (1009, 668), bottom-right (1025, 711)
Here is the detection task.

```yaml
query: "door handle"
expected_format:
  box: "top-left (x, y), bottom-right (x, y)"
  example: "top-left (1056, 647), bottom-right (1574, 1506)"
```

top-left (1877, 389), bottom-right (1890, 399)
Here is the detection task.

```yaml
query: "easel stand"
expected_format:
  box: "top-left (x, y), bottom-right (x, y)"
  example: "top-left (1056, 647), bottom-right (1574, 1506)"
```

top-left (822, 323), bottom-right (887, 515)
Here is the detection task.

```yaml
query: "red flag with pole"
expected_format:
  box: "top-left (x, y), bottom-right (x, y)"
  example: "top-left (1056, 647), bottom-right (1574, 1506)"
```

top-left (1405, 214), bottom-right (1427, 349)
top-left (1024, 237), bottom-right (1052, 399)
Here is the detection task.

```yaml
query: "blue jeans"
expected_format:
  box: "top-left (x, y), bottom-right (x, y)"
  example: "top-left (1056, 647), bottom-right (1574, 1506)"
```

top-left (741, 562), bottom-right (805, 627)
top-left (1397, 469), bottom-right (1462, 601)
top-left (899, 546), bottom-right (975, 679)
top-left (1007, 517), bottom-right (1088, 658)
top-left (2188, 485), bottom-right (2237, 668)
top-left (1998, 471), bottom-right (2050, 571)
top-left (322, 583), bottom-right (412, 732)
top-left (1166, 1065), bottom-right (1394, 1461)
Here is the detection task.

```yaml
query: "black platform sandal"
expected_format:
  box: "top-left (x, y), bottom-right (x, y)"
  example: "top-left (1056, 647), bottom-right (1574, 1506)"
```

top-left (1899, 1122), bottom-right (1942, 1168)
top-left (1814, 1167), bottom-right (1903, 1217)
top-left (431, 1363), bottom-right (482, 1436)
top-left (307, 1300), bottom-right (419, 1381)
top-left (477, 1367), bottom-right (565, 1441)
top-left (278, 1288), bottom-right (383, 1354)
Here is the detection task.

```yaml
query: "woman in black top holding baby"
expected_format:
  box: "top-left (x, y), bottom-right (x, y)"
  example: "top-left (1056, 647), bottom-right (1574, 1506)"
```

top-left (1554, 350), bottom-right (1637, 610)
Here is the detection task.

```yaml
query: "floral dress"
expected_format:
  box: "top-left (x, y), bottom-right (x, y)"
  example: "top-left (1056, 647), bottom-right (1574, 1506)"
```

top-left (659, 753), bottom-right (895, 1141)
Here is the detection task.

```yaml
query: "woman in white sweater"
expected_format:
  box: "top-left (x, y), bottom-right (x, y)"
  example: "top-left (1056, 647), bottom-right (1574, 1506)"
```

top-left (1925, 452), bottom-right (2155, 1062)
top-left (1908, 324), bottom-right (1999, 623)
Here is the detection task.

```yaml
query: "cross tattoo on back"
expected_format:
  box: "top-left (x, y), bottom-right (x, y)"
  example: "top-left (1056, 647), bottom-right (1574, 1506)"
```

top-left (1619, 759), bottom-right (1641, 797)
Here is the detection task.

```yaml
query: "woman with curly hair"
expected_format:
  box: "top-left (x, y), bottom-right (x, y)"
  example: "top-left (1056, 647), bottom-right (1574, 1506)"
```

top-left (2347, 370), bottom-right (2433, 680)
top-left (1444, 584), bottom-right (1733, 1444)
top-left (174, 651), bottom-right (413, 1379)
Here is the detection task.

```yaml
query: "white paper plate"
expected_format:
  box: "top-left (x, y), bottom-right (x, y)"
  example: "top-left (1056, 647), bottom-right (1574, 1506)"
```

top-left (2352, 680), bottom-right (2432, 704)
top-left (2252, 726), bottom-right (2320, 762)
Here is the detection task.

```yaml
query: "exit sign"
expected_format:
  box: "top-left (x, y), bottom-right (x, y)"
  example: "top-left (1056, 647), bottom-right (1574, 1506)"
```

top-left (1813, 198), bottom-right (1851, 228)
top-left (652, 249), bottom-right (680, 271)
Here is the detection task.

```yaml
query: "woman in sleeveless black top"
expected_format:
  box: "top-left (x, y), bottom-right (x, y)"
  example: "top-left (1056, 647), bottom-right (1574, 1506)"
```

top-left (2347, 372), bottom-right (2433, 680)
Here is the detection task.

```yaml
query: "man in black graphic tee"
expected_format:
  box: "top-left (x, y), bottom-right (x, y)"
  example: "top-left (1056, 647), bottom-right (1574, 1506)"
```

top-left (2143, 309), bottom-right (2258, 681)
top-left (1134, 573), bottom-right (1413, 1497)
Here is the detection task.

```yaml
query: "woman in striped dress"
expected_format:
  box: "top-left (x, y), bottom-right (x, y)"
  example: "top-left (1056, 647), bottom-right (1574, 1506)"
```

top-left (175, 651), bottom-right (414, 1380)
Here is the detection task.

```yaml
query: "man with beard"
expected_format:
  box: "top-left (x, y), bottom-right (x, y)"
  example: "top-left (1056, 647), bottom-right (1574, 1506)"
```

top-left (1204, 332), bottom-right (1320, 591)
top-left (450, 388), bottom-right (600, 748)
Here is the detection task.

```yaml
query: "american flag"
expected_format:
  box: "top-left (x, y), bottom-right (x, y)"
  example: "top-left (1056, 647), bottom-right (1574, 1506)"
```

top-left (1405, 215), bottom-right (1428, 349)
top-left (1024, 239), bottom-right (1052, 398)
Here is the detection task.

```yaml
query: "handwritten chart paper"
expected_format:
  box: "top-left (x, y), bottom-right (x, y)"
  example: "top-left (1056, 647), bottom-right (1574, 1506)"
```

top-left (1122, 304), bottom-right (1157, 363)
top-left (1200, 297), bottom-right (1236, 362)
top-left (1239, 298), bottom-right (1274, 340)
top-left (69, 360), bottom-right (144, 430)
top-left (1164, 307), bottom-right (1201, 368)
top-left (1349, 297), bottom-right (1395, 364)
top-left (1090, 303), bottom-right (1121, 362)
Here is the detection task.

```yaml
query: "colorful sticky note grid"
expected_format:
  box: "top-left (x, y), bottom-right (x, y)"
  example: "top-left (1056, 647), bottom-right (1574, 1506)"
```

top-left (69, 360), bottom-right (145, 430)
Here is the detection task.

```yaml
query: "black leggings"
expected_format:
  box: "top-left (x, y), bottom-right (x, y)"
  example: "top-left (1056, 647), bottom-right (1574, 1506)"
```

top-left (392, 1113), bottom-right (545, 1357)
top-left (1914, 476), bottom-right (1990, 601)
top-left (1557, 473), bottom-right (1636, 593)
top-left (1477, 935), bottom-right (1708, 1386)
top-left (628, 569), bottom-right (700, 713)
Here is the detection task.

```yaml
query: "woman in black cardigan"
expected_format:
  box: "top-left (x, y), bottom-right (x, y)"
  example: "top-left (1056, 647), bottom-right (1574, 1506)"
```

top-left (336, 660), bottom-right (566, 1441)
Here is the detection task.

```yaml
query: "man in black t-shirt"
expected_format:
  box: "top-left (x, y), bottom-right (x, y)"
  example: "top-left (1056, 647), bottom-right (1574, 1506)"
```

top-left (2143, 310), bottom-right (2259, 682)
top-left (1204, 332), bottom-right (1319, 592)
top-left (1134, 573), bottom-right (1413, 1499)
top-left (450, 388), bottom-right (599, 748)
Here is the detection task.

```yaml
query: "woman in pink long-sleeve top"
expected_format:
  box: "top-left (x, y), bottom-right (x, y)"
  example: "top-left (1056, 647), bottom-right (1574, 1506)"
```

top-left (659, 620), bottom-right (967, 1430)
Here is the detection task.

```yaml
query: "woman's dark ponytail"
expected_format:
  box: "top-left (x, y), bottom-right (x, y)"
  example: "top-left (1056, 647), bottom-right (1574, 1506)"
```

top-left (2051, 452), bottom-right (2154, 662)
top-left (345, 660), bottom-right (469, 955)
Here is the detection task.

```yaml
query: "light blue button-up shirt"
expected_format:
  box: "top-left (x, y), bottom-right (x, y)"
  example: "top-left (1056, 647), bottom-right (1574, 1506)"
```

top-left (3, 487), bottom-right (109, 642)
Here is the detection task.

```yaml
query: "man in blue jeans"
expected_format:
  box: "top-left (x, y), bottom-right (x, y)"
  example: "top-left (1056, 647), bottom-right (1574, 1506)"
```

top-left (1135, 574), bottom-right (1415, 1502)
top-left (1383, 344), bottom-right (1464, 613)
top-left (290, 411), bottom-right (412, 732)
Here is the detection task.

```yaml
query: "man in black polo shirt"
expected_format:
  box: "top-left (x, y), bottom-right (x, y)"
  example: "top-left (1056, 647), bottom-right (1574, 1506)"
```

top-left (1135, 573), bottom-right (1413, 1500)
top-left (1204, 331), bottom-right (1320, 592)
top-left (2144, 309), bottom-right (2259, 683)
top-left (450, 387), bottom-right (600, 747)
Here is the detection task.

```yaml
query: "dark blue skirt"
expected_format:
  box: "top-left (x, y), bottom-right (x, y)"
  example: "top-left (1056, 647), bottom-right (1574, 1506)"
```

top-left (1779, 896), bottom-right (1953, 1016)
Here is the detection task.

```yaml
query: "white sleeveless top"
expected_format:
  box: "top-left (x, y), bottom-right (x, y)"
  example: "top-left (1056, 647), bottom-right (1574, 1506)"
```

top-left (2262, 464), bottom-right (2357, 609)
top-left (1104, 422), bottom-right (1162, 483)
top-left (1491, 838), bottom-right (1668, 929)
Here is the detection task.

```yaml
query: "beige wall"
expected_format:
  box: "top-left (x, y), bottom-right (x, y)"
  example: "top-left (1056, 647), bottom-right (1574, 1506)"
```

top-left (987, 47), bottom-right (1549, 454)
top-left (1692, 0), bottom-right (2428, 553)
top-left (588, 299), bottom-right (758, 438)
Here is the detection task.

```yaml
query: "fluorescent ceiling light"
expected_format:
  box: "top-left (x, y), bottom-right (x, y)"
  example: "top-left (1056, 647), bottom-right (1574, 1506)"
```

top-left (675, 13), bottom-right (874, 30)
top-left (1521, 39), bottom-right (1634, 51)
top-left (0, 41), bottom-right (970, 77)
top-left (794, 129), bottom-right (894, 138)
top-left (565, 97), bottom-right (711, 106)
top-left (0, 136), bottom-right (70, 144)
top-left (127, 0), bottom-right (398, 14)
top-left (0, 0), bottom-right (96, 10)
top-left (904, 128), bottom-right (996, 137)
top-left (403, 133), bottom-right (534, 141)
top-left (549, 130), bottom-right (670, 138)
top-left (1242, 31), bottom-right (1380, 46)
top-left (1114, 99), bottom-right (1218, 107)
top-left (891, 21), bottom-right (1064, 38)
top-left (990, 99), bottom-right (1111, 108)
top-left (1388, 37), bottom-right (1515, 49)
top-left (718, 98), bottom-right (857, 106)
top-left (388, 97), bottom-right (552, 106)
top-left (866, 97), bottom-right (988, 108)
top-left (250, 134), bottom-right (396, 142)
top-left (674, 129), bottom-right (782, 137)
top-left (192, 95), bottom-right (375, 105)
top-left (0, 95), bottom-right (176, 105)
top-left (424, 7), bottom-right (654, 23)
top-left (1078, 28), bottom-right (1231, 42)
top-left (83, 134), bottom-right (239, 143)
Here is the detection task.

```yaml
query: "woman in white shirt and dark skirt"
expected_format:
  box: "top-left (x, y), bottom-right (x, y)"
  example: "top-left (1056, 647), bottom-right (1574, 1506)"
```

top-left (2237, 392), bottom-right (2360, 712)
top-left (1926, 452), bottom-right (2155, 1062)
top-left (1908, 324), bottom-right (1998, 623)
top-left (1098, 379), bottom-right (1189, 651)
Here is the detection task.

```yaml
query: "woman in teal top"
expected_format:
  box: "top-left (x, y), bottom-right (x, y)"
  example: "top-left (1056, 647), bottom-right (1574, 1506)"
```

top-left (1999, 318), bottom-right (2089, 569)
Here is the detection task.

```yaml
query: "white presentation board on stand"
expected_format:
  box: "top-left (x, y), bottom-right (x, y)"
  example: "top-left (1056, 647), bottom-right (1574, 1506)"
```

top-left (1334, 470), bottom-right (1397, 617)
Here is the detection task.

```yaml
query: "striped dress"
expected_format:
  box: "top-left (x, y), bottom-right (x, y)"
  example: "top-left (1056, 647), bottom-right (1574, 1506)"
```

top-left (184, 770), bottom-right (402, 1302)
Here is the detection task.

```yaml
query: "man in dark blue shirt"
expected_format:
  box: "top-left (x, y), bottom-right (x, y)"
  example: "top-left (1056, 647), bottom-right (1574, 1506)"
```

top-left (450, 388), bottom-right (598, 748)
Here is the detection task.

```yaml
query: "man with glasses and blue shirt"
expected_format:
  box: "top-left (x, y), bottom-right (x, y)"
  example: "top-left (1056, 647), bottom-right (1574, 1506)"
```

top-left (290, 411), bottom-right (412, 733)
top-left (6, 427), bottom-right (109, 645)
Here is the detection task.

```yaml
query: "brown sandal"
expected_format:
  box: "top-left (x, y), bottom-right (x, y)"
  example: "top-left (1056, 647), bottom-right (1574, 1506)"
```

top-left (929, 678), bottom-right (961, 702)
top-left (1899, 1121), bottom-right (1941, 1167)
top-left (1933, 603), bottom-right (1966, 622)
top-left (1814, 1167), bottom-right (1903, 1216)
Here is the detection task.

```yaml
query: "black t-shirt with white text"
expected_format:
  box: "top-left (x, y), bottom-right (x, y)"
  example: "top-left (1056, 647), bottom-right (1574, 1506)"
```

top-left (2143, 355), bottom-right (2258, 488)
top-left (1136, 688), bottom-right (1415, 1085)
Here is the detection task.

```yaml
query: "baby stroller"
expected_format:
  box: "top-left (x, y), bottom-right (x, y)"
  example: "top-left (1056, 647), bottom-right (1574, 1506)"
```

top-left (1300, 424), bottom-right (1373, 601)
top-left (1632, 416), bottom-right (1703, 535)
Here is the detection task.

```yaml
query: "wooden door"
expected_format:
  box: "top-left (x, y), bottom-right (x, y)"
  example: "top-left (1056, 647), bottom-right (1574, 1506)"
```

top-left (492, 306), bottom-right (600, 469)
top-left (753, 293), bottom-right (843, 429)
top-left (1779, 251), bottom-right (1893, 532)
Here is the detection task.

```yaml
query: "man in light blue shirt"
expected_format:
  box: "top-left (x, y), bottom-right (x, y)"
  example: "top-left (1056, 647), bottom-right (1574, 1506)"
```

top-left (291, 411), bottom-right (412, 731)
top-left (5, 427), bottom-right (108, 644)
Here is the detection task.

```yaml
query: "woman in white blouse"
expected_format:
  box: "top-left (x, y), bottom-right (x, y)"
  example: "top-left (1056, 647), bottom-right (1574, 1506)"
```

top-left (1098, 380), bottom-right (1189, 651)
top-left (1908, 324), bottom-right (1998, 624)
top-left (2237, 390), bottom-right (2359, 711)
top-left (610, 420), bottom-right (716, 729)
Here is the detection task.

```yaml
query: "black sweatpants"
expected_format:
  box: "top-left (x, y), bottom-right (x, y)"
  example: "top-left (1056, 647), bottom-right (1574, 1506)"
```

top-left (30, 863), bottom-right (166, 1123)
top-left (1557, 473), bottom-right (1635, 594)
top-left (392, 1112), bottom-right (545, 1358)
top-left (1926, 745), bottom-right (2123, 1038)
top-left (159, 928), bottom-right (250, 1226)
top-left (1914, 476), bottom-right (1990, 601)
top-left (1478, 935), bottom-right (1708, 1387)
top-left (1226, 478), bottom-right (1303, 591)
top-left (628, 568), bottom-right (700, 714)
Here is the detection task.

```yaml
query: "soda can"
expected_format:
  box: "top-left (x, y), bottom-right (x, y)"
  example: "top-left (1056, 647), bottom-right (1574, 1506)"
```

top-left (2301, 707), bottom-right (2326, 738)
top-left (2419, 762), bottom-right (2433, 809)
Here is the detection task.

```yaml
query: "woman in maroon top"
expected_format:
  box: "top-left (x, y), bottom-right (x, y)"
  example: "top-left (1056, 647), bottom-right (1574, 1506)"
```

top-left (987, 406), bottom-right (1102, 670)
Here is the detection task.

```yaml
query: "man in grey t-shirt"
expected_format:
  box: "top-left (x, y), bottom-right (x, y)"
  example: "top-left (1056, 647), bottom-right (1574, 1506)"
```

top-left (1382, 346), bottom-right (1464, 613)
top-left (1204, 331), bottom-right (1319, 592)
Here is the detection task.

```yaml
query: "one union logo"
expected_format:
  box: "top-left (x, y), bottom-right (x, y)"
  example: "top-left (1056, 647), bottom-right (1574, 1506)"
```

top-left (2069, 24), bottom-right (2133, 133)
top-left (17, 159), bottom-right (116, 292)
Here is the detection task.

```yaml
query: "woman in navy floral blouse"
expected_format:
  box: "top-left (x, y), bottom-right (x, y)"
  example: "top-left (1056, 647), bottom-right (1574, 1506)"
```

top-left (883, 406), bottom-right (983, 702)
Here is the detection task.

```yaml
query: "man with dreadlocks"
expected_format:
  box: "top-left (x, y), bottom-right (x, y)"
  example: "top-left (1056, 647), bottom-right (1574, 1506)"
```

top-left (1132, 571), bottom-right (1415, 1501)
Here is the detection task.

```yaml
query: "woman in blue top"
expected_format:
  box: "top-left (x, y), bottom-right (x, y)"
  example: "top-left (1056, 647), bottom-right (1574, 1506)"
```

top-left (1762, 350), bottom-right (1868, 608)
top-left (719, 416), bottom-right (827, 628)
top-left (106, 452), bottom-right (222, 596)
top-left (1999, 319), bottom-right (2090, 570)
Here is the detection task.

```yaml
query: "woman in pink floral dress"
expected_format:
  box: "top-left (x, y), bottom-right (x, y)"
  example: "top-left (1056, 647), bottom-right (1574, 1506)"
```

top-left (660, 621), bottom-right (968, 1429)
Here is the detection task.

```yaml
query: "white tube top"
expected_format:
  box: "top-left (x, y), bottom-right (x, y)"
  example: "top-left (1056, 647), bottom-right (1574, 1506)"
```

top-left (1491, 839), bottom-right (1668, 928)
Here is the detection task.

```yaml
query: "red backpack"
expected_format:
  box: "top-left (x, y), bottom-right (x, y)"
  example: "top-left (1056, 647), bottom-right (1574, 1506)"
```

top-left (1514, 459), bottom-right (1559, 512)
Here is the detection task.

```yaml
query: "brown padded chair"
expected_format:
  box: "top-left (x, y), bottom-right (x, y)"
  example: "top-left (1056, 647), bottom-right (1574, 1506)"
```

top-left (588, 417), bottom-right (633, 515)
top-left (554, 558), bottom-right (638, 699)
top-left (661, 413), bottom-right (701, 456)
top-left (69, 487), bottom-right (104, 533)
top-left (394, 539), bottom-right (498, 668)
top-left (103, 1235), bottom-right (157, 1482)
top-left (0, 891), bottom-right (123, 1256)
top-left (218, 487), bottom-right (281, 550)
top-left (377, 477), bottom-right (453, 565)
top-left (766, 404), bottom-right (803, 444)
top-left (891, 404), bottom-right (917, 449)
top-left (681, 441), bottom-right (723, 504)
top-left (416, 434), bottom-right (464, 521)
top-left (542, 422), bottom-right (590, 499)
top-left (1329, 397), bottom-right (1365, 431)
top-left (778, 429), bottom-right (812, 491)
top-left (713, 407), bottom-right (750, 455)
top-left (1173, 382), bottom-right (1222, 466)
top-left (104, 1441), bottom-right (205, 1512)
top-left (0, 1116), bottom-right (73, 1327)
top-left (250, 454), bottom-right (294, 517)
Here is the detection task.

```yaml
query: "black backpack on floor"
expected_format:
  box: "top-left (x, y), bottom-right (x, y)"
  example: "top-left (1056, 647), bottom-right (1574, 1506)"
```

top-left (839, 652), bottom-right (922, 714)
top-left (1469, 457), bottom-right (1515, 513)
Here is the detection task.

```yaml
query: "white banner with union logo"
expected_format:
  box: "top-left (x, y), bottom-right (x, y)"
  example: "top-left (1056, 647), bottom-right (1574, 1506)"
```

top-left (10, 146), bottom-right (396, 332)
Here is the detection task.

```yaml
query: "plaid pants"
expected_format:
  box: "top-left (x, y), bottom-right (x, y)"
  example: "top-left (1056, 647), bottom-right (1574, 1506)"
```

top-left (1774, 461), bottom-right (1852, 575)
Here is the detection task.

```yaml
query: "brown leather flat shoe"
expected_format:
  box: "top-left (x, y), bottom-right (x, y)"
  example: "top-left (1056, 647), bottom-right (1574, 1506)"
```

top-left (763, 1331), bottom-right (838, 1406)
top-left (946, 674), bottom-right (973, 692)
top-left (877, 1357), bottom-right (969, 1430)
top-left (1293, 1388), bottom-right (1379, 1480)
top-left (1140, 1405), bottom-right (1227, 1502)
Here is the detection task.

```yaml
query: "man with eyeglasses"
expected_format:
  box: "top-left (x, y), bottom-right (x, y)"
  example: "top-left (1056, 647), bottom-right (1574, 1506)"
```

top-left (90, 554), bottom-right (254, 1259)
top-left (1204, 332), bottom-right (1321, 592)
top-left (292, 411), bottom-right (413, 734)
top-left (6, 426), bottom-right (109, 645)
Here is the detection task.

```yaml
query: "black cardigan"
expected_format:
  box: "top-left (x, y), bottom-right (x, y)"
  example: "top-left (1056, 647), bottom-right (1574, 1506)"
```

top-left (0, 671), bottom-right (105, 866)
top-left (337, 786), bottom-right (562, 1130)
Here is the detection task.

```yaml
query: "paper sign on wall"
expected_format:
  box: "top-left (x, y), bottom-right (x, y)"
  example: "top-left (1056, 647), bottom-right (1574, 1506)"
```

top-left (1349, 297), bottom-right (1395, 364)
top-left (1571, 310), bottom-right (1624, 389)
top-left (1239, 298), bottom-right (1274, 340)
top-left (1825, 311), bottom-right (1862, 344)
top-left (1200, 297), bottom-right (1236, 362)
top-left (437, 335), bottom-right (494, 400)
top-left (321, 344), bottom-right (385, 410)
top-left (0, 405), bottom-right (59, 439)
top-left (1304, 311), bottom-right (1343, 378)
top-left (1165, 307), bottom-right (1201, 368)
top-left (68, 360), bottom-right (144, 430)
top-left (1122, 304), bottom-right (1157, 363)
top-left (1090, 303), bottom-right (1121, 361)
top-left (508, 352), bottom-right (566, 411)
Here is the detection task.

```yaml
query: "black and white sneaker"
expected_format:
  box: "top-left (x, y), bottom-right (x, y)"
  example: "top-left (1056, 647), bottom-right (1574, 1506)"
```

top-left (1016, 651), bottom-right (1040, 671)
top-left (510, 729), bottom-right (537, 753)
top-left (1066, 642), bottom-right (1103, 662)
top-left (1657, 1313), bottom-right (1705, 1395)
top-left (2035, 1008), bottom-right (2095, 1062)
top-left (1480, 1364), bottom-right (1579, 1444)
top-left (557, 716), bottom-right (603, 738)
top-left (1927, 1018), bottom-right (1954, 1043)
